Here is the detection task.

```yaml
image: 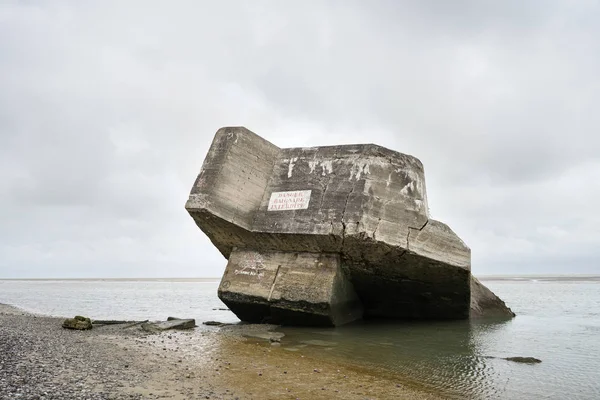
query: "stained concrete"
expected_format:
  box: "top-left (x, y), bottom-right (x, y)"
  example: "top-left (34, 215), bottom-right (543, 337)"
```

top-left (470, 277), bottom-right (516, 318)
top-left (186, 127), bottom-right (514, 326)
top-left (218, 249), bottom-right (363, 326)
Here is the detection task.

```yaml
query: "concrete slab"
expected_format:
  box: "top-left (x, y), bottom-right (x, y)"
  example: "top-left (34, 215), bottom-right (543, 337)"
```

top-left (218, 249), bottom-right (363, 326)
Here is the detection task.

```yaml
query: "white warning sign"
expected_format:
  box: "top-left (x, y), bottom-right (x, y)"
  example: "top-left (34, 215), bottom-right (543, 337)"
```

top-left (267, 190), bottom-right (312, 211)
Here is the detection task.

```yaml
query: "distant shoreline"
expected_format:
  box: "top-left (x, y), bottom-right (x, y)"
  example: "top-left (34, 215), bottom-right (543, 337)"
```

top-left (0, 277), bottom-right (222, 282)
top-left (1, 275), bottom-right (599, 282)
top-left (479, 275), bottom-right (600, 282)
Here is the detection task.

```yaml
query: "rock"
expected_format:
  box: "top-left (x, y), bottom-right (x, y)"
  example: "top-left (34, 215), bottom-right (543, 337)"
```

top-left (484, 355), bottom-right (542, 364)
top-left (62, 316), bottom-right (92, 330)
top-left (504, 356), bottom-right (542, 364)
top-left (142, 319), bottom-right (196, 332)
top-left (202, 321), bottom-right (229, 326)
top-left (470, 277), bottom-right (516, 318)
top-left (185, 127), bottom-right (515, 326)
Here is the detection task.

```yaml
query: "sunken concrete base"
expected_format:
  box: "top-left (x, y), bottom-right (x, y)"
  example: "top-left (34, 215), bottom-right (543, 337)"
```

top-left (470, 277), bottom-right (516, 318)
top-left (218, 249), bottom-right (363, 326)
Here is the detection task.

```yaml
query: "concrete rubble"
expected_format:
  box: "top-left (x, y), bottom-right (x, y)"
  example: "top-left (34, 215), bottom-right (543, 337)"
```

top-left (186, 127), bottom-right (515, 326)
top-left (141, 318), bottom-right (196, 332)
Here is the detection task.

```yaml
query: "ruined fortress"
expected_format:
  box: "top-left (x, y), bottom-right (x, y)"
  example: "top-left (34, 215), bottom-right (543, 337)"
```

top-left (185, 127), bottom-right (514, 326)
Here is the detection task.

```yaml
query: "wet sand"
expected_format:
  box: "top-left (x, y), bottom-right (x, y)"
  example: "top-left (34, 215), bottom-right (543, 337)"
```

top-left (0, 304), bottom-right (444, 399)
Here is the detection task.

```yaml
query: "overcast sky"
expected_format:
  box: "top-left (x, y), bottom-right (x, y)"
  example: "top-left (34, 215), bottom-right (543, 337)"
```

top-left (1, 1), bottom-right (598, 278)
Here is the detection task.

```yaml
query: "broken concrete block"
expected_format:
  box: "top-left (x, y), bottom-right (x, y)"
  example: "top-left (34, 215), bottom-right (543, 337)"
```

top-left (219, 249), bottom-right (363, 326)
top-left (186, 127), bottom-right (514, 326)
top-left (470, 277), bottom-right (516, 318)
top-left (142, 319), bottom-right (196, 332)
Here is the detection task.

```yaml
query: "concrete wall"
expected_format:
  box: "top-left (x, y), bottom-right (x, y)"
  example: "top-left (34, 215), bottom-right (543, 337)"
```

top-left (185, 126), bottom-right (277, 226)
top-left (185, 127), bottom-right (280, 256)
top-left (251, 144), bottom-right (429, 248)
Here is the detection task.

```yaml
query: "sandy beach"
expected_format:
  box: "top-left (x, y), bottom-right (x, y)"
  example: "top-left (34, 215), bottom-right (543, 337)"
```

top-left (0, 304), bottom-right (445, 400)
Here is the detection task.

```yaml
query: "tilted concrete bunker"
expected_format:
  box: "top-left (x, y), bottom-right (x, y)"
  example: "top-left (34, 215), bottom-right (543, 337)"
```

top-left (186, 127), bottom-right (514, 326)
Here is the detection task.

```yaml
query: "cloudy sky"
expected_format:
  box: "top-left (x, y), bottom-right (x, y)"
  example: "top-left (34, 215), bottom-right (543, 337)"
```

top-left (1, 1), bottom-right (598, 278)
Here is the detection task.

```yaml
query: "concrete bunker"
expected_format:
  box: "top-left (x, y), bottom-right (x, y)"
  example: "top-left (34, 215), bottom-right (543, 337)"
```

top-left (186, 127), bottom-right (514, 326)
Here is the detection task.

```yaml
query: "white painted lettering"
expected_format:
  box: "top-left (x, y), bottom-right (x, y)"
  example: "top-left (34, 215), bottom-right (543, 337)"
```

top-left (268, 190), bottom-right (312, 211)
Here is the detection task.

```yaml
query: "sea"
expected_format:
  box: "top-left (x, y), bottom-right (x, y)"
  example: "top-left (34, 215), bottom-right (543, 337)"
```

top-left (1, 277), bottom-right (599, 400)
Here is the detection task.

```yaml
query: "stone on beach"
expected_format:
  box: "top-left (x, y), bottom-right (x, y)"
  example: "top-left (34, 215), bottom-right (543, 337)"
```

top-left (62, 315), bottom-right (93, 330)
top-left (141, 318), bottom-right (196, 332)
top-left (185, 126), bottom-right (515, 326)
top-left (203, 320), bottom-right (231, 326)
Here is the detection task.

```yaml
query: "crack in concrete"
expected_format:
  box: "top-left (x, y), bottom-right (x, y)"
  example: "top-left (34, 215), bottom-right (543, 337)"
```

top-left (373, 218), bottom-right (382, 240)
top-left (320, 180), bottom-right (330, 212)
top-left (406, 219), bottom-right (429, 251)
top-left (370, 196), bottom-right (396, 240)
top-left (340, 222), bottom-right (347, 250)
top-left (340, 183), bottom-right (357, 251)
top-left (318, 175), bottom-right (336, 237)
top-left (267, 264), bottom-right (282, 302)
top-left (249, 148), bottom-right (282, 229)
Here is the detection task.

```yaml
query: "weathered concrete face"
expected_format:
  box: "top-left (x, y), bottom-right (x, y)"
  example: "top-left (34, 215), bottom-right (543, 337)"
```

top-left (186, 127), bottom-right (514, 325)
top-left (218, 250), bottom-right (363, 326)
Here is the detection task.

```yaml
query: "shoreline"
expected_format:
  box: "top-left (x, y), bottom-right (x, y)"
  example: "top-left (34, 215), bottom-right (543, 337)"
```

top-left (479, 275), bottom-right (600, 282)
top-left (0, 303), bottom-right (445, 399)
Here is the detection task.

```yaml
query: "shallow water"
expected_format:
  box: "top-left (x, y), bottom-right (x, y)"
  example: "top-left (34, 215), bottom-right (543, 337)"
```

top-left (0, 278), bottom-right (238, 324)
top-left (1, 278), bottom-right (599, 399)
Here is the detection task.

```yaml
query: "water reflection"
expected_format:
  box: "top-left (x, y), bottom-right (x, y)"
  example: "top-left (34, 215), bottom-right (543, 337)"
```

top-left (279, 318), bottom-right (513, 399)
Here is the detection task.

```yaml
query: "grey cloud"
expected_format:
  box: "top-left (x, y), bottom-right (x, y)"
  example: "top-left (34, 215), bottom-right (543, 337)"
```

top-left (0, 1), bottom-right (598, 278)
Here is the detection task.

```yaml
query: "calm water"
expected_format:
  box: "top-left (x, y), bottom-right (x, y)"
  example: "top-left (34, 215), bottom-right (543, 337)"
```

top-left (1, 278), bottom-right (599, 399)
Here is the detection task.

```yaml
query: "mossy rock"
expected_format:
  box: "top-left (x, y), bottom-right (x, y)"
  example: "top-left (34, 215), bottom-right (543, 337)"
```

top-left (62, 316), bottom-right (92, 330)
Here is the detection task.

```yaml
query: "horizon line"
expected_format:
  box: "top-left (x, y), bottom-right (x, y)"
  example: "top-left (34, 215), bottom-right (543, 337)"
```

top-left (0, 277), bottom-right (222, 281)
top-left (1, 274), bottom-right (600, 281)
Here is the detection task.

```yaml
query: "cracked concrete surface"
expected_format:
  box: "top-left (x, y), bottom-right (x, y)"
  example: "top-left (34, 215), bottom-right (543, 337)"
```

top-left (186, 127), bottom-right (515, 325)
